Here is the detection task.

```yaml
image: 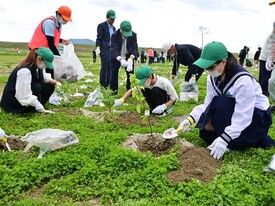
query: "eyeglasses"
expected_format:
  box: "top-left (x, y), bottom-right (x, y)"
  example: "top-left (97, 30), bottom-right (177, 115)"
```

top-left (206, 60), bottom-right (222, 71)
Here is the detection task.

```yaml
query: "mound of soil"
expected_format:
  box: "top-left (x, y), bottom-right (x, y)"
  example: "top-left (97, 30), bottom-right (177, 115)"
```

top-left (124, 133), bottom-right (222, 183)
top-left (0, 135), bottom-right (26, 151)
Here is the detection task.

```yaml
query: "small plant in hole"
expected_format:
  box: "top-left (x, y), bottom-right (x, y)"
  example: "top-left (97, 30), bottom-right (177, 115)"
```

top-left (130, 74), bottom-right (153, 136)
top-left (101, 86), bottom-right (116, 121)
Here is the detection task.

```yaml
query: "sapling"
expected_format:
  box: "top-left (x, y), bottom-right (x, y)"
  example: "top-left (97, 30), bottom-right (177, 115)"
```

top-left (130, 74), bottom-right (153, 136)
top-left (101, 86), bottom-right (116, 121)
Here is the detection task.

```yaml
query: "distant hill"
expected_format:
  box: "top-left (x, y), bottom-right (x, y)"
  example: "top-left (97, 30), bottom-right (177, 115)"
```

top-left (69, 38), bottom-right (95, 45)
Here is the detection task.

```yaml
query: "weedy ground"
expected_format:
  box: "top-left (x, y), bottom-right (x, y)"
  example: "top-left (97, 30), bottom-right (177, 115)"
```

top-left (0, 43), bottom-right (274, 206)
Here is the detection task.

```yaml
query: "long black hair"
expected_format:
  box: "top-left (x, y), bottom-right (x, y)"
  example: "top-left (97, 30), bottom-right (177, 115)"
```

top-left (224, 52), bottom-right (239, 76)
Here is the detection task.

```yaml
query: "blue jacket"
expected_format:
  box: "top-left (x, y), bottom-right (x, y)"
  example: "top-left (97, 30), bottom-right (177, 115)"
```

top-left (96, 21), bottom-right (116, 50)
top-left (110, 29), bottom-right (138, 61)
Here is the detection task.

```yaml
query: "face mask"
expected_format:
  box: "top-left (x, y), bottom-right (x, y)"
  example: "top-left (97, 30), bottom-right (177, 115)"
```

top-left (58, 16), bottom-right (67, 25)
top-left (37, 62), bottom-right (46, 69)
top-left (207, 70), bottom-right (222, 78)
top-left (144, 79), bottom-right (151, 87)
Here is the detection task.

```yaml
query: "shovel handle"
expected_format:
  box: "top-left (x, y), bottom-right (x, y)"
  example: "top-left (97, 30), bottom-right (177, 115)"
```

top-left (176, 128), bottom-right (182, 133)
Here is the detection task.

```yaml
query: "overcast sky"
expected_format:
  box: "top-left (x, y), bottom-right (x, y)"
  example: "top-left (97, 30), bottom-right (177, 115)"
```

top-left (1, 0), bottom-right (275, 54)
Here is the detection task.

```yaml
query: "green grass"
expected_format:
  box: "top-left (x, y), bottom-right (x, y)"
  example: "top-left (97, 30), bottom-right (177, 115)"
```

top-left (0, 42), bottom-right (274, 206)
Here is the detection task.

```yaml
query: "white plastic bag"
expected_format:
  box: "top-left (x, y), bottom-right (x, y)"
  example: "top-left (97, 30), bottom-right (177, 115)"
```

top-left (84, 86), bottom-right (103, 107)
top-left (22, 128), bottom-right (79, 158)
top-left (179, 81), bottom-right (199, 102)
top-left (53, 43), bottom-right (86, 83)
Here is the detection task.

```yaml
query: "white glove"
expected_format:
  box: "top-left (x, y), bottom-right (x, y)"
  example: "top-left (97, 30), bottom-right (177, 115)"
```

top-left (35, 102), bottom-right (45, 113)
top-left (152, 104), bottom-right (167, 114)
top-left (207, 137), bottom-right (228, 160)
top-left (0, 127), bottom-right (6, 139)
top-left (126, 59), bottom-right (133, 72)
top-left (265, 60), bottom-right (274, 71)
top-left (120, 59), bottom-right (128, 68)
top-left (178, 119), bottom-right (191, 132)
top-left (113, 98), bottom-right (124, 107)
top-left (95, 47), bottom-right (100, 55)
top-left (189, 76), bottom-right (196, 84)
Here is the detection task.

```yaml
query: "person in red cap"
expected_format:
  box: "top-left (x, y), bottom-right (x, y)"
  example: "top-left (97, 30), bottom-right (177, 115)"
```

top-left (29, 6), bottom-right (72, 77)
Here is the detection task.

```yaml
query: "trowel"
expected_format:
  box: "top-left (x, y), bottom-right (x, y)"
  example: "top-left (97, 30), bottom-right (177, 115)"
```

top-left (2, 136), bottom-right (11, 151)
top-left (162, 128), bottom-right (181, 139)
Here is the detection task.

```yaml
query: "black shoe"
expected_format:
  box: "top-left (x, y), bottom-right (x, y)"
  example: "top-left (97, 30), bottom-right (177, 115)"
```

top-left (270, 106), bottom-right (275, 113)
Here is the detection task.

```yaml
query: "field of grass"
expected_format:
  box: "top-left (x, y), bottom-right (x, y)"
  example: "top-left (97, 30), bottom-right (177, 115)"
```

top-left (0, 42), bottom-right (274, 205)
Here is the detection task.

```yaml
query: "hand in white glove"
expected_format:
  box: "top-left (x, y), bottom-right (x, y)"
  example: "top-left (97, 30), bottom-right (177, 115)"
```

top-left (95, 47), bottom-right (100, 55)
top-left (207, 137), bottom-right (228, 160)
top-left (113, 98), bottom-right (125, 107)
top-left (126, 59), bottom-right (133, 72)
top-left (0, 127), bottom-right (6, 139)
top-left (120, 59), bottom-right (128, 68)
top-left (35, 102), bottom-right (45, 113)
top-left (189, 76), bottom-right (196, 84)
top-left (152, 104), bottom-right (167, 114)
top-left (178, 119), bottom-right (191, 132)
top-left (265, 60), bottom-right (274, 71)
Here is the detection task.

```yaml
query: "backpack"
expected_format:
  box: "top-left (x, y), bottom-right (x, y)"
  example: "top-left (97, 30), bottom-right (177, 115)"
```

top-left (245, 59), bottom-right (253, 67)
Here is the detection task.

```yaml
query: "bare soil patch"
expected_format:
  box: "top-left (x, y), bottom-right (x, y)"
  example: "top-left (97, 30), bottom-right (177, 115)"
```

top-left (0, 135), bottom-right (26, 151)
top-left (124, 133), bottom-right (222, 183)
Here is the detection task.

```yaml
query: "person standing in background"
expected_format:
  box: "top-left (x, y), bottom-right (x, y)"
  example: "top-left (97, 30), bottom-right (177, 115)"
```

top-left (29, 6), bottom-right (72, 78)
top-left (238, 46), bottom-right (248, 66)
top-left (253, 47), bottom-right (261, 69)
top-left (95, 10), bottom-right (116, 88)
top-left (92, 49), bottom-right (97, 63)
top-left (147, 48), bottom-right (154, 64)
top-left (258, 22), bottom-right (275, 97)
top-left (109, 20), bottom-right (138, 94)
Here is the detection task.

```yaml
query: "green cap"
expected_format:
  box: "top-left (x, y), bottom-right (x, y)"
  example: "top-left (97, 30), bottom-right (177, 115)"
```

top-left (193, 41), bottom-right (228, 69)
top-left (120, 20), bottom-right (132, 37)
top-left (37, 47), bottom-right (54, 69)
top-left (135, 65), bottom-right (153, 86)
top-left (107, 9), bottom-right (116, 19)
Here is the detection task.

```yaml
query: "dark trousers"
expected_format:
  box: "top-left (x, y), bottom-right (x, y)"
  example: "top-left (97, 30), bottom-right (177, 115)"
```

top-left (109, 59), bottom-right (134, 92)
top-left (32, 82), bottom-right (55, 106)
top-left (142, 87), bottom-right (169, 112)
top-left (184, 66), bottom-right (204, 82)
top-left (148, 57), bottom-right (154, 64)
top-left (99, 48), bottom-right (110, 88)
top-left (1, 82), bottom-right (54, 113)
top-left (197, 95), bottom-right (274, 150)
top-left (239, 58), bottom-right (245, 66)
top-left (259, 60), bottom-right (272, 96)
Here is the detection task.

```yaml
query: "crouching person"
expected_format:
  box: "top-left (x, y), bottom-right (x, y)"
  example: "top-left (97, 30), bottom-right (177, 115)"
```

top-left (113, 65), bottom-right (178, 116)
top-left (177, 42), bottom-right (275, 160)
top-left (0, 47), bottom-right (61, 113)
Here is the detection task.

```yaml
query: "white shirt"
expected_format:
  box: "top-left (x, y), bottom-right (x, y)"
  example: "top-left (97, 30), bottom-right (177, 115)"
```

top-left (190, 74), bottom-right (269, 141)
top-left (145, 75), bottom-right (178, 101)
top-left (15, 68), bottom-right (52, 107)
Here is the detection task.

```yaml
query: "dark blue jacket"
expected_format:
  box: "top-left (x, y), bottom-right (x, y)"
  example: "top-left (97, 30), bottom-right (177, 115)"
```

top-left (96, 21), bottom-right (116, 50)
top-left (110, 29), bottom-right (138, 61)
